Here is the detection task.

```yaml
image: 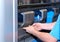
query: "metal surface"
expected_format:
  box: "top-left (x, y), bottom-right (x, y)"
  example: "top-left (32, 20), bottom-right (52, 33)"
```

top-left (18, 11), bottom-right (35, 42)
top-left (4, 0), bottom-right (13, 42)
top-left (18, 2), bottom-right (60, 12)
top-left (18, 11), bottom-right (34, 27)
top-left (18, 28), bottom-right (32, 41)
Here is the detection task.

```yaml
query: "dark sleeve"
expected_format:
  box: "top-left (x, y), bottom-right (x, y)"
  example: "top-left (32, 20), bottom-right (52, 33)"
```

top-left (52, 13), bottom-right (60, 22)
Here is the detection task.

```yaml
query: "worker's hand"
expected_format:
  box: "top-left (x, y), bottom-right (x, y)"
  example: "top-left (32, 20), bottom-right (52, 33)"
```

top-left (23, 25), bottom-right (38, 34)
top-left (32, 22), bottom-right (56, 30)
top-left (32, 23), bottom-right (42, 31)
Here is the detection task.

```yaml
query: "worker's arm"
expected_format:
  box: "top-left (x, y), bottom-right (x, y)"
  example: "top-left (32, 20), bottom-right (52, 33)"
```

top-left (32, 22), bottom-right (56, 30)
top-left (33, 31), bottom-right (57, 42)
top-left (23, 26), bottom-right (57, 42)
